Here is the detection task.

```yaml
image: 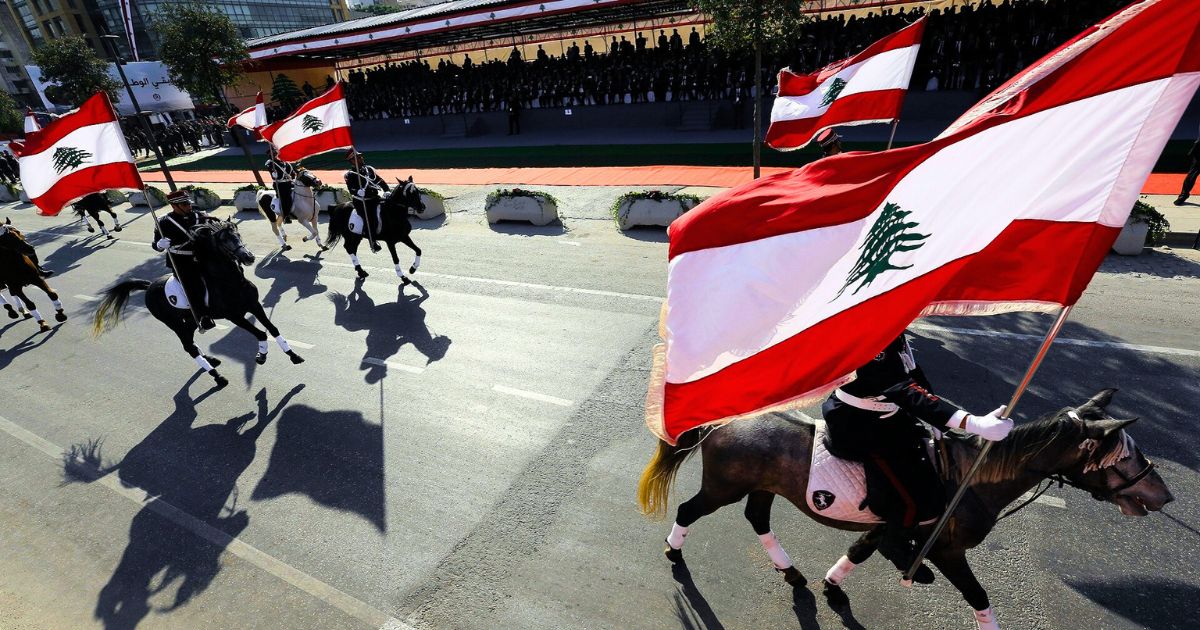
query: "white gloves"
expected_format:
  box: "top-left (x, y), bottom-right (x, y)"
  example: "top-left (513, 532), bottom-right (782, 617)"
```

top-left (964, 406), bottom-right (1013, 442)
top-left (155, 237), bottom-right (171, 251)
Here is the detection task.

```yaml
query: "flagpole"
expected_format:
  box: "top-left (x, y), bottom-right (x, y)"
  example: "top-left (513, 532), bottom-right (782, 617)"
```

top-left (903, 305), bottom-right (1073, 583)
top-left (353, 149), bottom-right (378, 248)
top-left (100, 34), bottom-right (176, 192)
top-left (143, 187), bottom-right (205, 331)
top-left (222, 93), bottom-right (265, 186)
top-left (886, 118), bottom-right (899, 150)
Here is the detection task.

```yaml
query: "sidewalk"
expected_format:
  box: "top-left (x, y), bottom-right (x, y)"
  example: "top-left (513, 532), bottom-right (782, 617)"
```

top-left (1143, 194), bottom-right (1200, 246)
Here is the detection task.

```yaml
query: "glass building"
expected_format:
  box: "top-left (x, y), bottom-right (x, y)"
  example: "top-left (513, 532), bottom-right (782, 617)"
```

top-left (88, 0), bottom-right (352, 60)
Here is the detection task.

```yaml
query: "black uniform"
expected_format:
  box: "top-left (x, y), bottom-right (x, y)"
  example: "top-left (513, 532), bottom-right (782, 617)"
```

top-left (153, 210), bottom-right (219, 316)
top-left (344, 164), bottom-right (389, 248)
top-left (266, 157), bottom-right (298, 220)
top-left (823, 334), bottom-right (963, 532)
top-left (1180, 138), bottom-right (1199, 203)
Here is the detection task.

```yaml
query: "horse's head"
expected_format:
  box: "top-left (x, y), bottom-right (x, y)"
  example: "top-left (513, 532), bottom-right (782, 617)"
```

top-left (195, 220), bottom-right (255, 266)
top-left (0, 217), bottom-right (27, 247)
top-left (1058, 389), bottom-right (1172, 516)
top-left (385, 176), bottom-right (424, 215)
top-left (294, 168), bottom-right (321, 190)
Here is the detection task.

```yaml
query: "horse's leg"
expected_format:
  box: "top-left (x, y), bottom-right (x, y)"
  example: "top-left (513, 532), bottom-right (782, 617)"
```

top-left (246, 300), bottom-right (304, 365)
top-left (32, 277), bottom-right (67, 322)
top-left (346, 237), bottom-right (368, 278)
top-left (173, 324), bottom-right (227, 388)
top-left (745, 491), bottom-right (805, 585)
top-left (226, 313), bottom-right (272, 365)
top-left (93, 212), bottom-right (112, 239)
top-left (398, 233), bottom-right (422, 274)
top-left (929, 551), bottom-right (998, 630)
top-left (308, 217), bottom-right (326, 250)
top-left (664, 487), bottom-right (746, 564)
top-left (821, 526), bottom-right (885, 607)
top-left (11, 288), bottom-right (48, 331)
top-left (81, 212), bottom-right (95, 233)
top-left (274, 216), bottom-right (291, 251)
top-left (0, 287), bottom-right (26, 318)
top-left (386, 241), bottom-right (411, 285)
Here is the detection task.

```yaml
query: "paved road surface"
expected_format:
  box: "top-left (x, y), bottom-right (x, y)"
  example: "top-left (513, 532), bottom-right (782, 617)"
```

top-left (1, 195), bottom-right (1198, 630)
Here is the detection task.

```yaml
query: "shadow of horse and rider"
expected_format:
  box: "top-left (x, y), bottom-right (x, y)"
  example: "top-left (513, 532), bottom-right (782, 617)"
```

top-left (64, 378), bottom-right (385, 630)
top-left (328, 279), bottom-right (451, 383)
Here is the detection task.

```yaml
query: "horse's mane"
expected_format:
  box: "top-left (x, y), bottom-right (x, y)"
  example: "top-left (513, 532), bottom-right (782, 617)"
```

top-left (970, 409), bottom-right (1085, 484)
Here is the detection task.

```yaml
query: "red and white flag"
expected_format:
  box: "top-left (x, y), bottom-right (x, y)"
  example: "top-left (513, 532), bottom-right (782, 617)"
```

top-left (227, 91), bottom-right (267, 131)
top-left (11, 93), bottom-right (142, 217)
top-left (648, 0), bottom-right (1200, 443)
top-left (24, 108), bottom-right (40, 133)
top-left (767, 18), bottom-right (925, 150)
top-left (260, 83), bottom-right (352, 162)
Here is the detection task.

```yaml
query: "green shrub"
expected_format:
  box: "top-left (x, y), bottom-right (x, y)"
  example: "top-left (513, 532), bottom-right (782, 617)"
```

top-left (1130, 199), bottom-right (1170, 245)
top-left (611, 190), bottom-right (702, 224)
top-left (485, 187), bottom-right (559, 210)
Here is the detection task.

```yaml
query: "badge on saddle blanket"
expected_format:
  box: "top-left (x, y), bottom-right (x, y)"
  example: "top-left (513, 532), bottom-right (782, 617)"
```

top-left (164, 276), bottom-right (208, 310)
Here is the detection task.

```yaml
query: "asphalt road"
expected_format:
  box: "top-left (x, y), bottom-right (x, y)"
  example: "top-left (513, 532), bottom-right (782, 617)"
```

top-left (0, 194), bottom-right (1198, 630)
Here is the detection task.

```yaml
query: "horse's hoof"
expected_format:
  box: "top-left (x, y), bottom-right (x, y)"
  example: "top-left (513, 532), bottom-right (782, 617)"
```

top-left (212, 372), bottom-right (229, 389)
top-left (54, 310), bottom-right (67, 322)
top-left (401, 276), bottom-right (412, 286)
top-left (664, 545), bottom-right (684, 564)
top-left (114, 225), bottom-right (122, 232)
top-left (319, 245), bottom-right (329, 252)
top-left (409, 265), bottom-right (418, 275)
top-left (86, 226), bottom-right (95, 233)
top-left (281, 245), bottom-right (293, 252)
top-left (302, 235), bottom-right (310, 242)
top-left (778, 566), bottom-right (807, 586)
top-left (205, 355), bottom-right (222, 367)
top-left (255, 352), bottom-right (267, 365)
top-left (21, 311), bottom-right (32, 320)
top-left (356, 266), bottom-right (369, 278)
top-left (105, 234), bottom-right (114, 240)
top-left (287, 351), bottom-right (305, 365)
top-left (37, 321), bottom-right (50, 332)
top-left (822, 580), bottom-right (850, 608)
top-left (911, 563), bottom-right (936, 585)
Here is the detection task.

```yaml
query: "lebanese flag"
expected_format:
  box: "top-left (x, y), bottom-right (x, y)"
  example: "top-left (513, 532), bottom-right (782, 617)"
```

top-left (766, 18), bottom-right (925, 150)
top-left (228, 91), bottom-right (267, 131)
top-left (260, 83), bottom-right (352, 162)
top-left (11, 93), bottom-right (142, 217)
top-left (648, 0), bottom-right (1200, 444)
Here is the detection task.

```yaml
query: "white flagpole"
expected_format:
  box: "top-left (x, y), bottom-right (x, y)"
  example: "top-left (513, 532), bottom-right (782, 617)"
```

top-left (903, 305), bottom-right (1073, 583)
top-left (886, 118), bottom-right (899, 150)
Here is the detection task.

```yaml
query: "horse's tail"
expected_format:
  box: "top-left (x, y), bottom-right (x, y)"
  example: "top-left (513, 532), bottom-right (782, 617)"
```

top-left (325, 202), bottom-right (349, 249)
top-left (637, 428), bottom-right (706, 520)
top-left (92, 279), bottom-right (150, 337)
top-left (256, 192), bottom-right (275, 224)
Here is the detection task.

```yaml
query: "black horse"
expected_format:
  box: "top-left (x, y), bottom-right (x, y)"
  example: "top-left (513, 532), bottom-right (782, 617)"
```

top-left (326, 176), bottom-right (424, 284)
top-left (0, 218), bottom-right (67, 331)
top-left (93, 220), bottom-right (304, 388)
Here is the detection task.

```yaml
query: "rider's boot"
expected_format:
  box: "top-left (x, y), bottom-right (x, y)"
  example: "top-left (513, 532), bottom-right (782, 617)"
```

top-left (877, 526), bottom-right (935, 585)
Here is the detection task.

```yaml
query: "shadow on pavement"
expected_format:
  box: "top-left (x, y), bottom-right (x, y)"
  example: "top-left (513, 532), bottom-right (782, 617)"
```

top-left (1065, 577), bottom-right (1200, 630)
top-left (90, 380), bottom-right (302, 630)
top-left (488, 221), bottom-right (568, 237)
top-left (43, 232), bottom-right (118, 276)
top-left (1097, 249), bottom-right (1200, 279)
top-left (329, 279), bottom-right (451, 383)
top-left (619, 226), bottom-right (670, 243)
top-left (670, 563), bottom-right (725, 630)
top-left (255, 253), bottom-right (328, 310)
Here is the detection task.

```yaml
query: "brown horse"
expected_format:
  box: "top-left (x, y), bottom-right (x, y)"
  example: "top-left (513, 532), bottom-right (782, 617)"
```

top-left (637, 389), bottom-right (1172, 629)
top-left (0, 218), bottom-right (67, 331)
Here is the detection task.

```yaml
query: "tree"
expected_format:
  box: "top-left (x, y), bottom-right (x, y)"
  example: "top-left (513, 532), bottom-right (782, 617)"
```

top-left (31, 36), bottom-right (121, 108)
top-left (0, 90), bottom-right (22, 134)
top-left (692, 0), bottom-right (810, 178)
top-left (151, 1), bottom-right (248, 107)
top-left (271, 74), bottom-right (306, 112)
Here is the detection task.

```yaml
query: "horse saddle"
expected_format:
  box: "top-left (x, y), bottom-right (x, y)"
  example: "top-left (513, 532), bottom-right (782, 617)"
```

top-left (164, 276), bottom-right (208, 310)
top-left (805, 419), bottom-right (940, 524)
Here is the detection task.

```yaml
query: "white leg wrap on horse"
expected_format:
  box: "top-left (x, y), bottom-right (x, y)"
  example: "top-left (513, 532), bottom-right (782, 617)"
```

top-left (758, 532), bottom-right (793, 570)
top-left (275, 335), bottom-right (291, 352)
top-left (350, 254), bottom-right (361, 266)
top-left (824, 555), bottom-right (857, 586)
top-left (666, 523), bottom-right (688, 550)
top-left (100, 226), bottom-right (110, 236)
top-left (277, 231), bottom-right (287, 247)
top-left (974, 607), bottom-right (1000, 630)
top-left (258, 340), bottom-right (269, 354)
top-left (412, 255), bottom-right (421, 270)
top-left (395, 264), bottom-right (408, 279)
top-left (51, 299), bottom-right (63, 311)
top-left (194, 355), bottom-right (215, 372)
top-left (30, 308), bottom-right (44, 322)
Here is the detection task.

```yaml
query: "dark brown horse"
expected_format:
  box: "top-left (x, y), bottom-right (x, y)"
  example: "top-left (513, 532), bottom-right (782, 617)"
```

top-left (637, 389), bottom-right (1172, 629)
top-left (0, 218), bottom-right (67, 331)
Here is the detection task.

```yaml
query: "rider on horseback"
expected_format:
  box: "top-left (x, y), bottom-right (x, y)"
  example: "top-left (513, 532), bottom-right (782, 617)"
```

top-left (265, 145), bottom-right (298, 224)
top-left (152, 189), bottom-right (219, 332)
top-left (344, 149), bottom-right (389, 253)
top-left (822, 332), bottom-right (1012, 581)
top-left (0, 219), bottom-right (52, 277)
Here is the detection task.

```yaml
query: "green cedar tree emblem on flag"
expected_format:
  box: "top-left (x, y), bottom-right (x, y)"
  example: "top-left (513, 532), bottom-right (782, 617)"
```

top-left (837, 202), bottom-right (930, 298)
top-left (301, 114), bottom-right (324, 133)
top-left (821, 78), bottom-right (848, 107)
top-left (51, 146), bottom-right (92, 174)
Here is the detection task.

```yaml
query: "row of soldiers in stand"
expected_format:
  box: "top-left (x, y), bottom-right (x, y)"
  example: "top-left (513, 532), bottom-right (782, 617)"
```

top-left (122, 116), bottom-right (229, 161)
top-left (0, 151), bottom-right (18, 185)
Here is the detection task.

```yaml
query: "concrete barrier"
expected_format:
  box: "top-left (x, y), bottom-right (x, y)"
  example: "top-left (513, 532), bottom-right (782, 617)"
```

top-left (0, 185), bottom-right (19, 203)
top-left (486, 191), bottom-right (558, 226)
top-left (234, 189), bottom-right (262, 212)
top-left (615, 195), bottom-right (698, 230)
top-left (186, 187), bottom-right (222, 211)
top-left (1112, 220), bottom-right (1149, 255)
top-left (415, 191), bottom-right (445, 220)
top-left (105, 190), bottom-right (127, 206)
top-left (130, 188), bottom-right (167, 208)
top-left (317, 189), bottom-right (350, 212)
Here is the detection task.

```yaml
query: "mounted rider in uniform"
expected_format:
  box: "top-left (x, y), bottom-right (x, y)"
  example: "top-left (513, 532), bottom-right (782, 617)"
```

top-left (817, 128), bottom-right (843, 157)
top-left (822, 332), bottom-right (1012, 580)
top-left (152, 189), bottom-right (220, 331)
top-left (265, 145), bottom-right (299, 224)
top-left (344, 149), bottom-right (389, 253)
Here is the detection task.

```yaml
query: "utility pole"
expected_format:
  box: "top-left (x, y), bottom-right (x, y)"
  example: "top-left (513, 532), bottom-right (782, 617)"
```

top-left (100, 34), bottom-right (176, 192)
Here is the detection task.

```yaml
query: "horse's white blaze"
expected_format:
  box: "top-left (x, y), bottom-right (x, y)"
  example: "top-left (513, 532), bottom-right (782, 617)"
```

top-left (758, 531), bottom-right (793, 570)
top-left (666, 523), bottom-right (688, 549)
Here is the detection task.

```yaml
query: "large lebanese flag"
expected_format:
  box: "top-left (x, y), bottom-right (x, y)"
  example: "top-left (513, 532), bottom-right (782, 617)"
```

top-left (260, 83), bottom-right (352, 162)
top-left (12, 93), bottom-right (141, 216)
top-left (649, 0), bottom-right (1200, 444)
top-left (228, 91), bottom-right (267, 131)
top-left (767, 18), bottom-right (925, 150)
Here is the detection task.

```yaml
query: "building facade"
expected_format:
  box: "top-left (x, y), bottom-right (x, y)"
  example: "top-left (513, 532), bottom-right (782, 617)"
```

top-left (89, 0), bottom-right (352, 61)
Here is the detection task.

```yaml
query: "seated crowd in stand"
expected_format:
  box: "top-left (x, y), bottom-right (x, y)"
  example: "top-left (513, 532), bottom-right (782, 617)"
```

top-left (343, 0), bottom-right (1128, 120)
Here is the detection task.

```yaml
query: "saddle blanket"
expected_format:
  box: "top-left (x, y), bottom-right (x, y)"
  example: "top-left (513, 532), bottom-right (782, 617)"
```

top-left (348, 209), bottom-right (364, 235)
top-left (164, 276), bottom-right (208, 310)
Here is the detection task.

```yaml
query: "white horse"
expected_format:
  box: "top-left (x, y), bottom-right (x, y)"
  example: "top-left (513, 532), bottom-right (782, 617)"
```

top-left (256, 168), bottom-right (326, 252)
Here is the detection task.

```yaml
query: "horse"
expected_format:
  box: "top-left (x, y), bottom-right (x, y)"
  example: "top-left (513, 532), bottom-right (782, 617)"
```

top-left (637, 389), bottom-right (1172, 630)
top-left (0, 218), bottom-right (67, 331)
top-left (73, 194), bottom-right (122, 239)
top-left (92, 220), bottom-right (305, 389)
top-left (326, 176), bottom-right (424, 284)
top-left (256, 168), bottom-right (325, 252)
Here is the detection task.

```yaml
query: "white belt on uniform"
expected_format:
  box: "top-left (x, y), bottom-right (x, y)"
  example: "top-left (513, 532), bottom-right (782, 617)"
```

top-left (834, 389), bottom-right (899, 417)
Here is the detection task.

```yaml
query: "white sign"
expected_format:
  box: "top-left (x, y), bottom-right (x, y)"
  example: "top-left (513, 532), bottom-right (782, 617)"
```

top-left (25, 61), bottom-right (195, 115)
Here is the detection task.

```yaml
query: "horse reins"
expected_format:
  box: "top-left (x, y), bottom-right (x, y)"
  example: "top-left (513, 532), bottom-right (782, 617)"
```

top-left (996, 453), bottom-right (1156, 521)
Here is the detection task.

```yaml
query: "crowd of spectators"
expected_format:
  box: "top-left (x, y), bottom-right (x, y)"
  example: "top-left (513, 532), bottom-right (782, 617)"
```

top-left (122, 116), bottom-right (229, 161)
top-left (343, 0), bottom-right (1129, 121)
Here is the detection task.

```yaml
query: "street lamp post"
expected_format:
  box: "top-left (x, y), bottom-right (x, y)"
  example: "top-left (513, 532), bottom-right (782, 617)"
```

top-left (100, 34), bottom-right (177, 192)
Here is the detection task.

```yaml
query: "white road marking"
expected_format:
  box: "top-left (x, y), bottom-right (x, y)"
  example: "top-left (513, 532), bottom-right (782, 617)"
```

top-left (362, 356), bottom-right (425, 374)
top-left (0, 412), bottom-right (413, 630)
top-left (74, 294), bottom-right (98, 301)
top-left (912, 323), bottom-right (1200, 358)
top-left (286, 339), bottom-right (315, 350)
top-left (558, 241), bottom-right (581, 246)
top-left (492, 384), bottom-right (573, 407)
top-left (1017, 492), bottom-right (1067, 509)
